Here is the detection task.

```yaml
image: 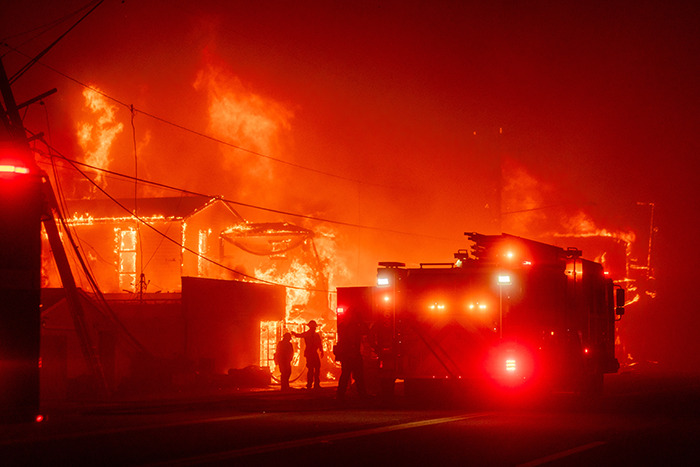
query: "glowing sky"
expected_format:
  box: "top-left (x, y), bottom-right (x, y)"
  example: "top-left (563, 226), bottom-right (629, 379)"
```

top-left (2, 0), bottom-right (699, 369)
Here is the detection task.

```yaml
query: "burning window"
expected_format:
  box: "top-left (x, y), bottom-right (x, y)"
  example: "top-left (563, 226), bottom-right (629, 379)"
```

top-left (116, 227), bottom-right (137, 292)
top-left (198, 229), bottom-right (212, 277)
top-left (260, 320), bottom-right (282, 371)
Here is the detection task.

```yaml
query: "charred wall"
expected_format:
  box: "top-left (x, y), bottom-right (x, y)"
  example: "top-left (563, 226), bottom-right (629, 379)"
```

top-left (182, 277), bottom-right (285, 375)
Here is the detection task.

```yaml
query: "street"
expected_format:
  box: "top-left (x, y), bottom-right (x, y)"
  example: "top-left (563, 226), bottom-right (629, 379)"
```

top-left (1, 368), bottom-right (699, 466)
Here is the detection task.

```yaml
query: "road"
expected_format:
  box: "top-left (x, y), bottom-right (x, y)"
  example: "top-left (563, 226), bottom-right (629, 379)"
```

top-left (1, 368), bottom-right (699, 466)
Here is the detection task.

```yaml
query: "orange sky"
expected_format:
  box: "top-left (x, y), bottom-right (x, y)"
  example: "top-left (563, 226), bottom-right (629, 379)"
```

top-left (2, 0), bottom-right (699, 369)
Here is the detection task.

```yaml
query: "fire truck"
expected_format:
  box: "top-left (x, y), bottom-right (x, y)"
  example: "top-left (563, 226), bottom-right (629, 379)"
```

top-left (336, 233), bottom-right (625, 397)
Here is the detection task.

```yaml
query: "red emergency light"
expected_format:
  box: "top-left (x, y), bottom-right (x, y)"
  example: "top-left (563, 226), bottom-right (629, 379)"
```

top-left (484, 341), bottom-right (537, 389)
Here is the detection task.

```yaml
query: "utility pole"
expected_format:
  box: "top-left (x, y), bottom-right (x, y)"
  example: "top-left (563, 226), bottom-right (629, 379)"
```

top-left (0, 57), bottom-right (43, 423)
top-left (1, 57), bottom-right (111, 423)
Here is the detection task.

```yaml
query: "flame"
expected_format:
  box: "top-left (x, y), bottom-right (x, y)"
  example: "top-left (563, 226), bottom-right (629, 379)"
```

top-left (77, 87), bottom-right (124, 185)
top-left (198, 228), bottom-right (212, 276)
top-left (558, 211), bottom-right (636, 245)
top-left (256, 259), bottom-right (315, 317)
top-left (115, 226), bottom-right (137, 292)
top-left (311, 227), bottom-right (350, 295)
top-left (67, 213), bottom-right (171, 225)
top-left (194, 61), bottom-right (292, 189)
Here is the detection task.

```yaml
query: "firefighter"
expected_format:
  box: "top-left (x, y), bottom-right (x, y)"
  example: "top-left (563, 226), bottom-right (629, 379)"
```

top-left (335, 311), bottom-right (367, 400)
top-left (274, 332), bottom-right (294, 391)
top-left (293, 320), bottom-right (324, 389)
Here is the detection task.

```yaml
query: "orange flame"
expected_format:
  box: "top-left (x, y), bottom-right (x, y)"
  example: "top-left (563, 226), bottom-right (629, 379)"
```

top-left (194, 62), bottom-right (292, 188)
top-left (256, 259), bottom-right (315, 317)
top-left (558, 211), bottom-right (636, 245)
top-left (77, 87), bottom-right (124, 185)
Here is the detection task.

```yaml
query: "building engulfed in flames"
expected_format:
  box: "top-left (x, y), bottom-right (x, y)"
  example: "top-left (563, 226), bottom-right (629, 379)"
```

top-left (40, 195), bottom-right (339, 398)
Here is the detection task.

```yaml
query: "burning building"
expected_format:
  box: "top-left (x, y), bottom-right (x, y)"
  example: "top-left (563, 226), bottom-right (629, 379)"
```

top-left (38, 194), bottom-right (339, 399)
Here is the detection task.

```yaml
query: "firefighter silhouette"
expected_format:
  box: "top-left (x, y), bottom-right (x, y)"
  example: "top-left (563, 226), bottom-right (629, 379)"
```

top-left (335, 311), bottom-right (367, 400)
top-left (293, 320), bottom-right (324, 389)
top-left (274, 332), bottom-right (294, 391)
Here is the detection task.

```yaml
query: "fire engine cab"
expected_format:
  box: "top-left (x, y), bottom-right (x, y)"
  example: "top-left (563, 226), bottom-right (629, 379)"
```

top-left (336, 233), bottom-right (625, 397)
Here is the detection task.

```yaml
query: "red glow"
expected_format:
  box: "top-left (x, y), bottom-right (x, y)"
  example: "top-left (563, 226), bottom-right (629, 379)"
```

top-left (35, 414), bottom-right (44, 423)
top-left (336, 307), bottom-right (345, 316)
top-left (484, 341), bottom-right (537, 389)
top-left (1, 1), bottom-right (685, 380)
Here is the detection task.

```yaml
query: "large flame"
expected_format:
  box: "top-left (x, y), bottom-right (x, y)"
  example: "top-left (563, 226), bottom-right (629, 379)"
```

top-left (77, 87), bottom-right (124, 185)
top-left (255, 258), bottom-right (315, 317)
top-left (194, 60), bottom-right (292, 194)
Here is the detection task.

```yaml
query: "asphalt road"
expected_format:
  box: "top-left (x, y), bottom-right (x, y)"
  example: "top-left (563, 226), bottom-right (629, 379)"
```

top-left (1, 368), bottom-right (699, 466)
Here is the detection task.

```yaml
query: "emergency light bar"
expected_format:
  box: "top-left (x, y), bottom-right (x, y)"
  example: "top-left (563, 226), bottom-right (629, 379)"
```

top-left (0, 164), bottom-right (30, 174)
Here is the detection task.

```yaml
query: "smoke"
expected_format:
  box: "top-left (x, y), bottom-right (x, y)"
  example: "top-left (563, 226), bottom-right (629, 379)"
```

top-left (502, 158), bottom-right (552, 234)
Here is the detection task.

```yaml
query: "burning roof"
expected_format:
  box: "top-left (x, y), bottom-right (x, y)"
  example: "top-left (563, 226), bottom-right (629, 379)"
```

top-left (63, 195), bottom-right (240, 223)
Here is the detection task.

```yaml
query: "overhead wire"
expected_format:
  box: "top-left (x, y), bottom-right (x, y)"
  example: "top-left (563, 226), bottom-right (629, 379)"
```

top-left (35, 138), bottom-right (334, 294)
top-left (0, 0), bottom-right (100, 56)
top-left (4, 12), bottom-right (458, 297)
top-left (26, 131), bottom-right (149, 354)
top-left (9, 0), bottom-right (105, 84)
top-left (1, 42), bottom-right (415, 192)
top-left (51, 180), bottom-right (149, 355)
top-left (36, 150), bottom-right (455, 241)
top-left (38, 96), bottom-right (101, 292)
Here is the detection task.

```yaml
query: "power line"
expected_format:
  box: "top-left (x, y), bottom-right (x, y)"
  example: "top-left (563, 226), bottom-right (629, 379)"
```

top-left (2, 42), bottom-right (412, 192)
top-left (501, 202), bottom-right (594, 215)
top-left (9, 1), bottom-right (105, 84)
top-left (0, 0), bottom-right (100, 51)
top-left (34, 148), bottom-right (455, 242)
top-left (36, 137), bottom-right (336, 293)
